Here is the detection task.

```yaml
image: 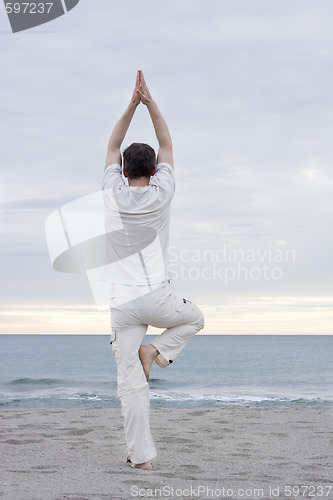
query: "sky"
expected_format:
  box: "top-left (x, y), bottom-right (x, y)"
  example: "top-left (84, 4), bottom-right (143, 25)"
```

top-left (1, 0), bottom-right (332, 334)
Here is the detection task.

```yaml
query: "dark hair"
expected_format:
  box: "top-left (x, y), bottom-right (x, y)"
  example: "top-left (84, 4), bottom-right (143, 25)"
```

top-left (123, 143), bottom-right (156, 179)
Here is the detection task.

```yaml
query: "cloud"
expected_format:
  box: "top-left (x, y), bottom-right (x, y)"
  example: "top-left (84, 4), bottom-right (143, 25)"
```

top-left (1, 0), bottom-right (332, 310)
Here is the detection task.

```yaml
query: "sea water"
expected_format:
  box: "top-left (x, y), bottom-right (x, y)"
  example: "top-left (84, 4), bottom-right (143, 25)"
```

top-left (0, 335), bottom-right (332, 409)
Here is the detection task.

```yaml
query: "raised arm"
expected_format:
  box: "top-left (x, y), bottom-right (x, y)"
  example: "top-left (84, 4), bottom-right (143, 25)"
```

top-left (136, 71), bottom-right (174, 167)
top-left (104, 72), bottom-right (141, 170)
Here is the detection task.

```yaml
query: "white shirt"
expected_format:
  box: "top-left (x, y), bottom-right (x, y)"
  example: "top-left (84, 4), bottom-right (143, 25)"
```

top-left (101, 162), bottom-right (175, 290)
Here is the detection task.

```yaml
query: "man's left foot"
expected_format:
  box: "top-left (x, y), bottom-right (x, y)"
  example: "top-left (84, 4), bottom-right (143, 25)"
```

top-left (139, 344), bottom-right (159, 382)
top-left (127, 458), bottom-right (153, 470)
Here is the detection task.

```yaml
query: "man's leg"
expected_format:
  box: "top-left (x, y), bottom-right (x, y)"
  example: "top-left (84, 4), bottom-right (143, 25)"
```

top-left (151, 315), bottom-right (204, 367)
top-left (111, 324), bottom-right (157, 468)
top-left (138, 284), bottom-right (205, 379)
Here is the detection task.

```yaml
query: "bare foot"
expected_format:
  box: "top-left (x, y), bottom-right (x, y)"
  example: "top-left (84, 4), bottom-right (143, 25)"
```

top-left (127, 459), bottom-right (153, 470)
top-left (139, 344), bottom-right (159, 382)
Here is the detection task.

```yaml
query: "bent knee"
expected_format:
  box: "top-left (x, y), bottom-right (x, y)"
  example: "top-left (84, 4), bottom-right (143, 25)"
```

top-left (198, 311), bottom-right (205, 330)
top-left (193, 308), bottom-right (205, 331)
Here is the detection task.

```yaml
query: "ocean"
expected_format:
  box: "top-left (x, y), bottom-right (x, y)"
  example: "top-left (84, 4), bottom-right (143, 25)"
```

top-left (0, 335), bottom-right (332, 409)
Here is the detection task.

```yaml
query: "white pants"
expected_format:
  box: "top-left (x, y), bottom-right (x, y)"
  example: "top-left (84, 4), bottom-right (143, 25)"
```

top-left (110, 281), bottom-right (205, 464)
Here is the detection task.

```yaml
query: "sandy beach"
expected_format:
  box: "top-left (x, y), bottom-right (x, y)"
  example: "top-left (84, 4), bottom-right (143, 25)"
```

top-left (1, 406), bottom-right (332, 500)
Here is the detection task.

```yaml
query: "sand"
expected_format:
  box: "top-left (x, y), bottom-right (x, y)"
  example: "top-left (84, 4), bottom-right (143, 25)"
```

top-left (0, 406), bottom-right (332, 500)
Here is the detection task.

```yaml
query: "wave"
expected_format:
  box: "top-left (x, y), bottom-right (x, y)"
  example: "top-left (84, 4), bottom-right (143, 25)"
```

top-left (0, 393), bottom-right (120, 409)
top-left (4, 378), bottom-right (117, 391)
top-left (1, 377), bottom-right (332, 409)
top-left (147, 378), bottom-right (168, 387)
top-left (149, 391), bottom-right (333, 407)
top-left (1, 386), bottom-right (331, 410)
top-left (7, 378), bottom-right (64, 387)
top-left (0, 378), bottom-right (118, 408)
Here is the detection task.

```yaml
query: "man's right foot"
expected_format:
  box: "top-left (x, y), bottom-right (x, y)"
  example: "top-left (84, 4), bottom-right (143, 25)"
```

top-left (139, 344), bottom-right (159, 382)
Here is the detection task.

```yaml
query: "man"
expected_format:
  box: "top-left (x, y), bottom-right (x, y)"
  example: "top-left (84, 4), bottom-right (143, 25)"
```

top-left (102, 71), bottom-right (204, 470)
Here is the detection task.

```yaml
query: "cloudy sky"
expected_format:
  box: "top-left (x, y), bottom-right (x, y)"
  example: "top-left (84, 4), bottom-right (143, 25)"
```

top-left (1, 0), bottom-right (332, 334)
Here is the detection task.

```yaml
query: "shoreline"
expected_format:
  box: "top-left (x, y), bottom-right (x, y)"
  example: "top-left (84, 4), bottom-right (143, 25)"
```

top-left (1, 406), bottom-right (332, 499)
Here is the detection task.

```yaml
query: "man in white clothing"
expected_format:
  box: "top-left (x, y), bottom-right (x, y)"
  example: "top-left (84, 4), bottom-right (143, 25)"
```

top-left (102, 71), bottom-right (204, 470)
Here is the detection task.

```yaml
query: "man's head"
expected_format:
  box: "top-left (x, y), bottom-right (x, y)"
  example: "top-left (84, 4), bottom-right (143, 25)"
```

top-left (123, 143), bottom-right (156, 180)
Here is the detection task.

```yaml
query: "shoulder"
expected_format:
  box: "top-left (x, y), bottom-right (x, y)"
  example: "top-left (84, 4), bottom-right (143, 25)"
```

top-left (149, 162), bottom-right (175, 200)
top-left (151, 162), bottom-right (174, 182)
top-left (102, 163), bottom-right (124, 191)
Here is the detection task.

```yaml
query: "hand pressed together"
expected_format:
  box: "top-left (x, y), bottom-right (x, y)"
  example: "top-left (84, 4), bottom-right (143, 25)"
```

top-left (130, 70), bottom-right (141, 106)
top-left (134, 70), bottom-right (153, 106)
top-left (105, 70), bottom-right (173, 170)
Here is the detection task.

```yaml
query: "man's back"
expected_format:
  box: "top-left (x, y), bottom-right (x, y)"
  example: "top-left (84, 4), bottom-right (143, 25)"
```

top-left (102, 161), bottom-right (175, 287)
